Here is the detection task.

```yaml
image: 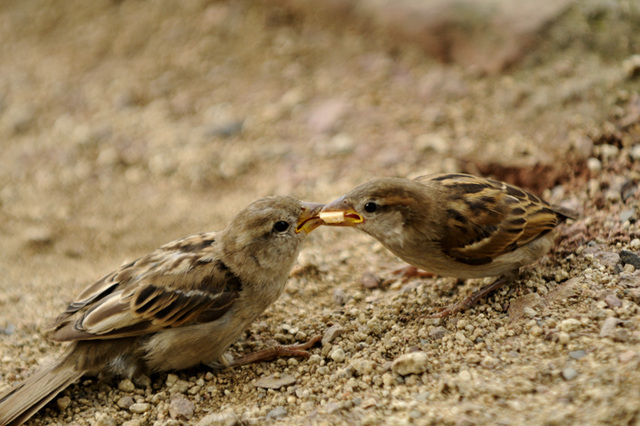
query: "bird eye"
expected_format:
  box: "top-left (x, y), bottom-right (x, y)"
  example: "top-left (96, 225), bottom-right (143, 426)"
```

top-left (273, 221), bottom-right (290, 233)
top-left (364, 201), bottom-right (378, 213)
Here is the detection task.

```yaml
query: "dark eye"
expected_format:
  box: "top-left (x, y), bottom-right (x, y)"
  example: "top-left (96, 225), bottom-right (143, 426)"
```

top-left (273, 221), bottom-right (290, 233)
top-left (364, 201), bottom-right (378, 213)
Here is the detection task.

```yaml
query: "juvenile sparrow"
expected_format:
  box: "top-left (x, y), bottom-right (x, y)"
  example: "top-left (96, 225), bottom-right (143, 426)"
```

top-left (0, 196), bottom-right (324, 426)
top-left (320, 173), bottom-right (577, 317)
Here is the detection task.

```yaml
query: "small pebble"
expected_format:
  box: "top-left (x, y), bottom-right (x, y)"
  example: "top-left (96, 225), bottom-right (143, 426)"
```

top-left (330, 347), bottom-right (346, 363)
top-left (480, 356), bottom-right (499, 369)
top-left (197, 412), bottom-right (240, 426)
top-left (599, 317), bottom-right (622, 338)
top-left (361, 271), bottom-right (382, 289)
top-left (586, 157), bottom-right (602, 172)
top-left (353, 359), bottom-right (374, 375)
top-left (169, 394), bottom-right (195, 420)
top-left (619, 350), bottom-right (637, 363)
top-left (458, 370), bottom-right (472, 381)
top-left (338, 365), bottom-right (356, 378)
top-left (118, 378), bottom-right (136, 392)
top-left (170, 380), bottom-right (191, 394)
top-left (128, 403), bottom-right (150, 414)
top-left (613, 329), bottom-right (630, 342)
top-left (392, 352), bottom-right (429, 376)
top-left (117, 396), bottom-right (135, 409)
top-left (429, 326), bottom-right (448, 340)
top-left (604, 294), bottom-right (622, 308)
top-left (562, 368), bottom-right (578, 381)
top-left (253, 374), bottom-right (296, 390)
top-left (322, 324), bottom-right (345, 345)
top-left (266, 406), bottom-right (288, 419)
top-left (56, 396), bottom-right (71, 411)
top-left (559, 318), bottom-right (581, 332)
top-left (599, 144), bottom-right (619, 159)
top-left (382, 373), bottom-right (394, 386)
top-left (134, 375), bottom-right (151, 388)
top-left (333, 288), bottom-right (349, 306)
top-left (557, 332), bottom-right (570, 345)
top-left (94, 413), bottom-right (117, 426)
top-left (530, 325), bottom-right (543, 337)
top-left (620, 209), bottom-right (636, 223)
top-left (569, 350), bottom-right (587, 360)
top-left (165, 373), bottom-right (179, 387)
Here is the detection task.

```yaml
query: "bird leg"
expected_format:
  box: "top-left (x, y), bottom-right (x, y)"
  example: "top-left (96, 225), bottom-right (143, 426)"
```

top-left (228, 335), bottom-right (322, 367)
top-left (389, 265), bottom-right (435, 280)
top-left (428, 272), bottom-right (516, 318)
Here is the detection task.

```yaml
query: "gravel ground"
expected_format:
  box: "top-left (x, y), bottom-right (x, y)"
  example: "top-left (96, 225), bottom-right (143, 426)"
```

top-left (1, 1), bottom-right (640, 425)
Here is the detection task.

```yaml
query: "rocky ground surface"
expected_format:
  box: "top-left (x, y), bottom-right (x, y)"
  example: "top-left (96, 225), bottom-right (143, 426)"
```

top-left (1, 0), bottom-right (640, 424)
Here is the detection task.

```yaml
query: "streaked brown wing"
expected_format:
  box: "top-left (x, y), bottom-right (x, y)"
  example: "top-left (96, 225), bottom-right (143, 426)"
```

top-left (418, 174), bottom-right (561, 265)
top-left (50, 232), bottom-right (242, 341)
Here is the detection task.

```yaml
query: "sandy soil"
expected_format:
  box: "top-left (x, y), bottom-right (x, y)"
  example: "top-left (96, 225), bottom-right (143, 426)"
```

top-left (1, 0), bottom-right (640, 424)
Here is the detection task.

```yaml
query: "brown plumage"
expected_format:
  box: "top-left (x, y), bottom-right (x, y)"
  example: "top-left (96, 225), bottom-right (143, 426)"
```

top-left (320, 173), bottom-right (577, 316)
top-left (0, 196), bottom-right (324, 426)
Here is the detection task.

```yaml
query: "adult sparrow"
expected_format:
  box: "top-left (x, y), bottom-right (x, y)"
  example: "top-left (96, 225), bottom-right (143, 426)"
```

top-left (0, 196), bottom-right (324, 426)
top-left (320, 173), bottom-right (577, 317)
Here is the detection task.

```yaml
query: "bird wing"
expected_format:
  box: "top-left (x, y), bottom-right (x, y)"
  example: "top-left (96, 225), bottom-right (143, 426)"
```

top-left (418, 174), bottom-right (563, 265)
top-left (50, 232), bottom-right (242, 341)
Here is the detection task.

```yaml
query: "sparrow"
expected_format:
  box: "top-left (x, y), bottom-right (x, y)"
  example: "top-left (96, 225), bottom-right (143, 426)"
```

top-left (319, 173), bottom-right (578, 317)
top-left (0, 196), bottom-right (324, 426)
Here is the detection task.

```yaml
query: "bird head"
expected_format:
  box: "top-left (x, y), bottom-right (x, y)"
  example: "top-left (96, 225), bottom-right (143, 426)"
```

top-left (222, 196), bottom-right (324, 281)
top-left (319, 178), bottom-right (433, 245)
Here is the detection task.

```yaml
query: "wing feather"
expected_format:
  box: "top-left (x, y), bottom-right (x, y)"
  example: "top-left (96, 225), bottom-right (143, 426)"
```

top-left (417, 174), bottom-right (571, 265)
top-left (50, 232), bottom-right (243, 341)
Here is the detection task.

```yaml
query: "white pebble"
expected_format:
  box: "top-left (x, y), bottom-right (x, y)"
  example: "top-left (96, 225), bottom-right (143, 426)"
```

top-left (330, 347), bottom-right (346, 363)
top-left (480, 356), bottom-right (499, 369)
top-left (559, 318), bottom-right (581, 332)
top-left (129, 403), bottom-right (150, 414)
top-left (599, 144), bottom-right (619, 159)
top-left (586, 157), bottom-right (602, 172)
top-left (557, 331), bottom-right (570, 345)
top-left (118, 379), bottom-right (135, 392)
top-left (392, 352), bottom-right (429, 376)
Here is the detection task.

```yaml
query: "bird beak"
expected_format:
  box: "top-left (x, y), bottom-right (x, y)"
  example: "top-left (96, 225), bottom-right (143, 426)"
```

top-left (319, 196), bottom-right (364, 226)
top-left (296, 202), bottom-right (325, 234)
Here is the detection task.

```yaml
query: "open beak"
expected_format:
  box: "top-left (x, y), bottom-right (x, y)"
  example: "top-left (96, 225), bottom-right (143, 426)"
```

top-left (295, 202), bottom-right (326, 234)
top-left (319, 196), bottom-right (364, 226)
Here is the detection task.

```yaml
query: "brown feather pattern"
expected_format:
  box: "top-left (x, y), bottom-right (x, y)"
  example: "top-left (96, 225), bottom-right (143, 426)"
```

top-left (414, 173), bottom-right (573, 265)
top-left (49, 232), bottom-right (243, 341)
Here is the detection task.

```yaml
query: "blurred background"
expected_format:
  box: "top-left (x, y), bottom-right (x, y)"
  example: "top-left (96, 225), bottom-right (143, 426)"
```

top-left (1, 0), bottom-right (639, 423)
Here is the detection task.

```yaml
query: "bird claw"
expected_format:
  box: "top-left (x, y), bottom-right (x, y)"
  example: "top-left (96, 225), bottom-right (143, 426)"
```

top-left (227, 335), bottom-right (323, 368)
top-left (390, 265), bottom-right (435, 280)
top-left (421, 276), bottom-right (510, 319)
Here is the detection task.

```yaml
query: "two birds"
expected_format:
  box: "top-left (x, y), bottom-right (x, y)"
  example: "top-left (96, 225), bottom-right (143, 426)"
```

top-left (0, 174), bottom-right (576, 425)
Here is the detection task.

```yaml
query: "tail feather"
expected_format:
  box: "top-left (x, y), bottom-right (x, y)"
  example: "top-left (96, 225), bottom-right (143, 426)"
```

top-left (0, 361), bottom-right (84, 426)
top-left (551, 204), bottom-right (579, 221)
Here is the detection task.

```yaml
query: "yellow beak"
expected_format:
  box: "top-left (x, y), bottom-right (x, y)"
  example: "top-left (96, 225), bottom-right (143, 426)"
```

top-left (319, 196), bottom-right (364, 226)
top-left (295, 202), bottom-right (326, 234)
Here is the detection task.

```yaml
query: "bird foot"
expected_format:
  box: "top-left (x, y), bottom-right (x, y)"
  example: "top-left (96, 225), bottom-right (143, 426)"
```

top-left (389, 265), bottom-right (435, 280)
top-left (424, 276), bottom-right (509, 318)
top-left (227, 335), bottom-right (322, 367)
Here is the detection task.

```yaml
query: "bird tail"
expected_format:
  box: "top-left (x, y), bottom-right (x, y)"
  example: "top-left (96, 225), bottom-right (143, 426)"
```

top-left (0, 355), bottom-right (83, 426)
top-left (551, 204), bottom-right (578, 221)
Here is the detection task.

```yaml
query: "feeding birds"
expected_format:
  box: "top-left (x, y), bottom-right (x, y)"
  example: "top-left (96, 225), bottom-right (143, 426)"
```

top-left (320, 173), bottom-right (578, 317)
top-left (0, 196), bottom-right (324, 426)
